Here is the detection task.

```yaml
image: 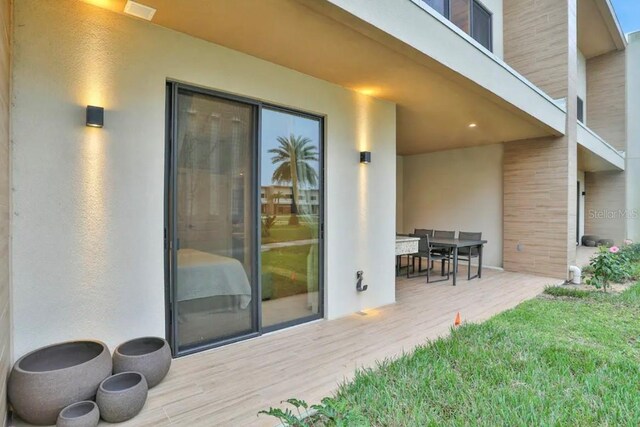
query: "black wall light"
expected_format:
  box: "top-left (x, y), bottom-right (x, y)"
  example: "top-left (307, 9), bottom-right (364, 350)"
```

top-left (356, 270), bottom-right (368, 292)
top-left (360, 151), bottom-right (371, 164)
top-left (86, 105), bottom-right (104, 128)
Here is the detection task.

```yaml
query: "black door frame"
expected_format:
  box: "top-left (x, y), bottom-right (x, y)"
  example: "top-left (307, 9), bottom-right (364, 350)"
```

top-left (164, 81), bottom-right (325, 357)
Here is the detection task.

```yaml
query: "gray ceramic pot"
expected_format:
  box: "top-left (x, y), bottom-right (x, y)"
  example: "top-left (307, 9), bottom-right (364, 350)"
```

top-left (56, 401), bottom-right (99, 427)
top-left (8, 340), bottom-right (112, 425)
top-left (96, 372), bottom-right (148, 423)
top-left (113, 337), bottom-right (171, 388)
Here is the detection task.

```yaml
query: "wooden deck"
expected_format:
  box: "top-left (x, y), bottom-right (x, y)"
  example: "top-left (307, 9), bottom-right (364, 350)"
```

top-left (18, 268), bottom-right (559, 427)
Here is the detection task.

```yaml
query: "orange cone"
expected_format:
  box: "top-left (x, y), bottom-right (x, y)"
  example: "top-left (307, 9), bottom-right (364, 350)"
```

top-left (454, 312), bottom-right (462, 327)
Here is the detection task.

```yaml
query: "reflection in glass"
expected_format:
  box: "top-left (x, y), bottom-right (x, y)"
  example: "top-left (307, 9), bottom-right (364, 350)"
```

top-left (175, 90), bottom-right (255, 351)
top-left (260, 108), bottom-right (322, 328)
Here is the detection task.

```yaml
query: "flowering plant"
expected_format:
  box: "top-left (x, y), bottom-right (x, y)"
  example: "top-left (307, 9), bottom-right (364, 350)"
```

top-left (586, 245), bottom-right (632, 292)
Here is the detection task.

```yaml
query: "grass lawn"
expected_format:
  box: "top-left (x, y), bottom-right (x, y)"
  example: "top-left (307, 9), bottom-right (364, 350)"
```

top-left (261, 244), bottom-right (317, 299)
top-left (325, 283), bottom-right (640, 426)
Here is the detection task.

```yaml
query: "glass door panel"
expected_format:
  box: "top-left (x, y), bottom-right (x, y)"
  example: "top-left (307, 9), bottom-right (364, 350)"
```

top-left (260, 108), bottom-right (322, 328)
top-left (173, 88), bottom-right (256, 352)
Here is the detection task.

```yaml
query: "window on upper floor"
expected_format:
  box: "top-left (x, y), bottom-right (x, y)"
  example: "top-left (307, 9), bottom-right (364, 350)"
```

top-left (577, 96), bottom-right (584, 123)
top-left (421, 0), bottom-right (493, 52)
top-left (470, 0), bottom-right (492, 52)
top-left (422, 0), bottom-right (449, 18)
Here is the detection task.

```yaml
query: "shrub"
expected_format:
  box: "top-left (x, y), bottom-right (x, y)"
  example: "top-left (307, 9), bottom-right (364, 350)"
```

top-left (620, 241), bottom-right (640, 263)
top-left (585, 246), bottom-right (632, 292)
top-left (259, 398), bottom-right (365, 427)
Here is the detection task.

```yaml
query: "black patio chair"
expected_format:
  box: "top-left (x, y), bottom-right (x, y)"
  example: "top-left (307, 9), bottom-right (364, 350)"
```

top-left (413, 229), bottom-right (434, 238)
top-left (408, 234), bottom-right (450, 283)
top-left (396, 233), bottom-right (412, 276)
top-left (431, 230), bottom-right (455, 270)
top-left (457, 231), bottom-right (482, 280)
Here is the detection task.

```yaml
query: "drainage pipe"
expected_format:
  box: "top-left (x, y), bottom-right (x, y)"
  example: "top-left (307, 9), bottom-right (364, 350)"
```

top-left (569, 265), bottom-right (582, 285)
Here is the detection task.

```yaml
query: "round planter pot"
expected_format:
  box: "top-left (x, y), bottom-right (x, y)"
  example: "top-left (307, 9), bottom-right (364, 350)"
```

top-left (56, 401), bottom-right (99, 427)
top-left (96, 372), bottom-right (148, 423)
top-left (8, 340), bottom-right (112, 425)
top-left (113, 337), bottom-right (171, 388)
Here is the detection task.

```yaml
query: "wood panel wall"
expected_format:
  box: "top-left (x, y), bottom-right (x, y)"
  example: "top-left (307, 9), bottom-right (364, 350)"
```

top-left (504, 0), bottom-right (569, 99)
top-left (587, 50), bottom-right (627, 151)
top-left (503, 0), bottom-right (578, 279)
top-left (585, 171), bottom-right (627, 244)
top-left (503, 137), bottom-right (572, 278)
top-left (0, 0), bottom-right (10, 424)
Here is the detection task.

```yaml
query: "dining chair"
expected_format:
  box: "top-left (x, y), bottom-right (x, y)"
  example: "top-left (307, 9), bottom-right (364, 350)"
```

top-left (407, 234), bottom-right (450, 282)
top-left (457, 231), bottom-right (482, 280)
top-left (395, 233), bottom-right (412, 276)
top-left (413, 229), bottom-right (434, 237)
top-left (431, 230), bottom-right (455, 270)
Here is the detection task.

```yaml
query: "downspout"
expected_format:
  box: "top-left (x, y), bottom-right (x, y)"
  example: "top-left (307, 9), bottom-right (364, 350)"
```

top-left (569, 265), bottom-right (582, 285)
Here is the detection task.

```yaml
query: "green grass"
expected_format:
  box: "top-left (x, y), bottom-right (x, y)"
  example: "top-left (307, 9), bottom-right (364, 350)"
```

top-left (327, 283), bottom-right (640, 426)
top-left (262, 220), bottom-right (318, 245)
top-left (262, 245), bottom-right (317, 299)
top-left (543, 285), bottom-right (591, 298)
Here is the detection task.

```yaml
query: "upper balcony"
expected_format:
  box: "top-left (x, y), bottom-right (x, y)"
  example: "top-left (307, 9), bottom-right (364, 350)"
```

top-left (83, 0), bottom-right (566, 155)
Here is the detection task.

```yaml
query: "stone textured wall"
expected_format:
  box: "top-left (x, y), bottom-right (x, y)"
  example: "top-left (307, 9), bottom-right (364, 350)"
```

top-left (587, 50), bottom-right (627, 151)
top-left (585, 171), bottom-right (627, 245)
top-left (504, 0), bottom-right (569, 99)
top-left (503, 0), bottom-right (578, 279)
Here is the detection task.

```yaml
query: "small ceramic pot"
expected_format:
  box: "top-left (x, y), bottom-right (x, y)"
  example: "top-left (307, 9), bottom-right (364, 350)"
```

top-left (96, 372), bottom-right (148, 423)
top-left (113, 337), bottom-right (171, 388)
top-left (56, 401), bottom-right (99, 427)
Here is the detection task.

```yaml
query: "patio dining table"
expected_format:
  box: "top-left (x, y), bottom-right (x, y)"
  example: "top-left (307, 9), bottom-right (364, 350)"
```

top-left (430, 238), bottom-right (487, 286)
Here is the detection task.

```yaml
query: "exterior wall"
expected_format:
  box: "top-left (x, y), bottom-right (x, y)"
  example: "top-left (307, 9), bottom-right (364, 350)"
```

top-left (503, 0), bottom-right (577, 278)
top-left (586, 50), bottom-right (626, 151)
top-left (504, 0), bottom-right (569, 99)
top-left (402, 144), bottom-right (503, 268)
top-left (0, 0), bottom-right (9, 423)
top-left (627, 32), bottom-right (640, 242)
top-left (578, 170), bottom-right (586, 242)
top-left (503, 137), bottom-right (575, 278)
top-left (585, 171), bottom-right (627, 244)
top-left (12, 0), bottom-right (397, 357)
top-left (396, 156), bottom-right (404, 233)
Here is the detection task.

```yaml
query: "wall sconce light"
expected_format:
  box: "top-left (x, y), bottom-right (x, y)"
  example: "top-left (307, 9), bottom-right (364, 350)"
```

top-left (86, 106), bottom-right (104, 128)
top-left (356, 270), bottom-right (368, 292)
top-left (360, 151), bottom-right (371, 164)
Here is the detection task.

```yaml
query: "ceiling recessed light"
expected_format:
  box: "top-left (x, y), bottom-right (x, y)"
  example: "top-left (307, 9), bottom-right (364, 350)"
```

top-left (468, 123), bottom-right (477, 128)
top-left (124, 1), bottom-right (156, 21)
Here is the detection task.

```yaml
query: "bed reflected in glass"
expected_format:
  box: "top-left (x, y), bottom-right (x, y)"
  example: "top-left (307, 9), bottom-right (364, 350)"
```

top-left (174, 90), bottom-right (255, 351)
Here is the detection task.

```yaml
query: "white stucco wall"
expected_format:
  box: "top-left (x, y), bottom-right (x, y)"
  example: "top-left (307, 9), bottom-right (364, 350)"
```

top-left (11, 0), bottom-right (397, 358)
top-left (402, 144), bottom-right (503, 268)
top-left (577, 49), bottom-right (587, 122)
top-left (627, 32), bottom-right (640, 242)
top-left (396, 156), bottom-right (404, 233)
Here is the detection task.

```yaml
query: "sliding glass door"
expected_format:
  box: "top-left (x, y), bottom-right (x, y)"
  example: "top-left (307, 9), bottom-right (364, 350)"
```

top-left (260, 108), bottom-right (323, 329)
top-left (166, 83), bottom-right (323, 356)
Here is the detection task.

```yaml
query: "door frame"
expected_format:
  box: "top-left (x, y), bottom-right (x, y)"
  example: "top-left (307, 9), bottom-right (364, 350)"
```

top-left (164, 81), bottom-right (325, 357)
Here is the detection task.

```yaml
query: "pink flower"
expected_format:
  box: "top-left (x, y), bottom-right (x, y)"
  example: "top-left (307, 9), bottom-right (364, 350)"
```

top-left (624, 239), bottom-right (633, 246)
top-left (609, 246), bottom-right (620, 254)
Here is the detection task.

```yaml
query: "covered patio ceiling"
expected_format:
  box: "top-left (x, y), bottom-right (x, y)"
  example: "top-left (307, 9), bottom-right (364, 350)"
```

top-left (81, 0), bottom-right (564, 155)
